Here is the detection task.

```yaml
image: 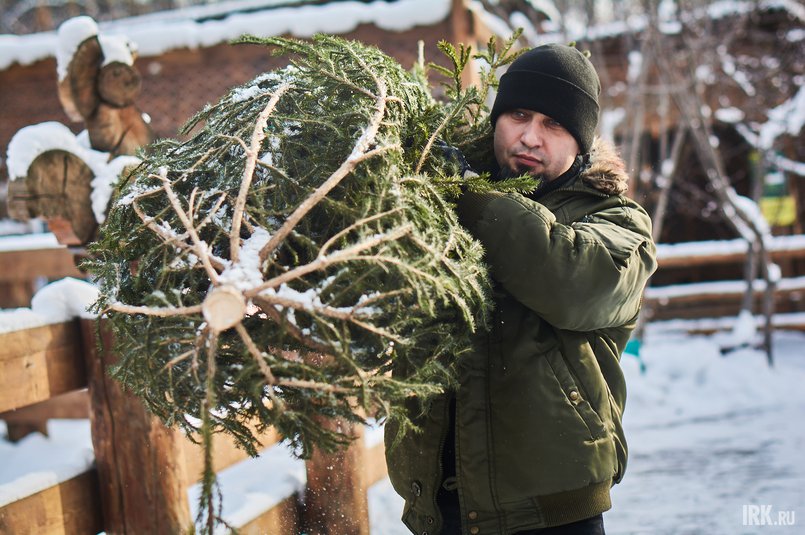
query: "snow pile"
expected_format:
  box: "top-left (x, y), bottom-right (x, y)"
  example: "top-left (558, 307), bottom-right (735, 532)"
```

top-left (0, 419), bottom-right (94, 507)
top-left (0, 278), bottom-right (99, 334)
top-left (0, 0), bottom-right (452, 70)
top-left (91, 154), bottom-right (141, 223)
top-left (187, 443), bottom-right (306, 531)
top-left (98, 34), bottom-right (135, 68)
top-left (0, 232), bottom-right (62, 251)
top-left (6, 121), bottom-right (141, 223)
top-left (55, 16), bottom-right (98, 80)
top-left (5, 122), bottom-right (103, 181)
top-left (622, 330), bottom-right (802, 427)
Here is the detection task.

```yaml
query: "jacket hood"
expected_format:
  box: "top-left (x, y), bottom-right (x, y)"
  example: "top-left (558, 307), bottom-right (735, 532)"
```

top-left (579, 137), bottom-right (629, 196)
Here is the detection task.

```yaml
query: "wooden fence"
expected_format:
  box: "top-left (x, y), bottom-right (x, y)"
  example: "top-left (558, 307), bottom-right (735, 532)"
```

top-left (3, 233), bottom-right (805, 533)
top-left (645, 235), bottom-right (805, 328)
top-left (0, 247), bottom-right (388, 535)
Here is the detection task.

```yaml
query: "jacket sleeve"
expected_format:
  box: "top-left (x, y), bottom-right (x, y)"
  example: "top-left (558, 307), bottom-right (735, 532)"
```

top-left (456, 190), bottom-right (657, 331)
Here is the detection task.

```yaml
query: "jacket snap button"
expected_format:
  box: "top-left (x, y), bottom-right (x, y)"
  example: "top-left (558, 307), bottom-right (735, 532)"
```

top-left (411, 481), bottom-right (422, 496)
top-left (468, 511), bottom-right (478, 520)
top-left (470, 527), bottom-right (480, 534)
top-left (569, 390), bottom-right (580, 402)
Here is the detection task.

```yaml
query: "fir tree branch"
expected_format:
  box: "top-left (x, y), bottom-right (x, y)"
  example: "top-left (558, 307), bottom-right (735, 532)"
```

top-left (257, 78), bottom-right (391, 264)
top-left (251, 296), bottom-right (334, 354)
top-left (109, 302), bottom-right (204, 317)
top-left (230, 82), bottom-right (293, 265)
top-left (156, 169), bottom-right (223, 284)
top-left (247, 224), bottom-right (414, 298)
top-left (233, 323), bottom-right (285, 411)
top-left (318, 207), bottom-right (404, 256)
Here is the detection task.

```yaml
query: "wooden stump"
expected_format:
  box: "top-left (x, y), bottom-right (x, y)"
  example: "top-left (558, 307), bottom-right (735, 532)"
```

top-left (9, 150), bottom-right (98, 245)
top-left (80, 318), bottom-right (191, 534)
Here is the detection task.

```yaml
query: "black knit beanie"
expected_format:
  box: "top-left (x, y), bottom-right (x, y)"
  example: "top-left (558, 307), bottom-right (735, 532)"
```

top-left (490, 43), bottom-right (601, 154)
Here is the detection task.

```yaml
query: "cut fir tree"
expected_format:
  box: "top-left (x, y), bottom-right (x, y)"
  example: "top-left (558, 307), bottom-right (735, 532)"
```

top-left (85, 32), bottom-right (529, 531)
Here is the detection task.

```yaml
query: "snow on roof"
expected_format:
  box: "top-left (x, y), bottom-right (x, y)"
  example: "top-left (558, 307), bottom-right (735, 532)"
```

top-left (0, 0), bottom-right (452, 71)
top-left (530, 0), bottom-right (804, 45)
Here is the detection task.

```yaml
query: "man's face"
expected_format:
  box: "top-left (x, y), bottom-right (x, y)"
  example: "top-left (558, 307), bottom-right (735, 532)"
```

top-left (493, 109), bottom-right (580, 181)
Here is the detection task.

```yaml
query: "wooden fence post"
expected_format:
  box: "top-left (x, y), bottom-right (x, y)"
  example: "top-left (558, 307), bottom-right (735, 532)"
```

top-left (80, 318), bottom-right (191, 534)
top-left (302, 418), bottom-right (370, 535)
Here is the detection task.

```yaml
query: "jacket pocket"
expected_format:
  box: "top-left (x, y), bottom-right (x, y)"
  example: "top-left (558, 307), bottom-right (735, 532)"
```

top-left (545, 350), bottom-right (608, 441)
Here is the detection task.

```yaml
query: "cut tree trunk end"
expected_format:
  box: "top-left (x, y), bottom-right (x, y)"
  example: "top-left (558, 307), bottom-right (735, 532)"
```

top-left (9, 149), bottom-right (97, 245)
top-left (203, 285), bottom-right (247, 332)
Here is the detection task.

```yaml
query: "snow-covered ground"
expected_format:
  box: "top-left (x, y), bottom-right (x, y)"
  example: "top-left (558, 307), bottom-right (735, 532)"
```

top-left (369, 327), bottom-right (805, 534)
top-left (2, 328), bottom-right (803, 534)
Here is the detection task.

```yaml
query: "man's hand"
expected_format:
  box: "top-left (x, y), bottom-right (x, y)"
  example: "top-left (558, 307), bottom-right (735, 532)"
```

top-left (435, 140), bottom-right (478, 179)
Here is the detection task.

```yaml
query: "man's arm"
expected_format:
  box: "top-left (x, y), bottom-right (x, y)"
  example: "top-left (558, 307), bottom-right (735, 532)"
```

top-left (457, 191), bottom-right (657, 331)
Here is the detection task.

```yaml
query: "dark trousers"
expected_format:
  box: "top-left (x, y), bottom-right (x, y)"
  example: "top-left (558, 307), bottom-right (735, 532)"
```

top-left (437, 487), bottom-right (605, 535)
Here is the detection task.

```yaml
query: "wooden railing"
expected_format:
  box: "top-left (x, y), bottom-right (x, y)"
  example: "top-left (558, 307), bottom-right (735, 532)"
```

top-left (0, 244), bottom-right (389, 534)
top-left (645, 235), bottom-right (805, 327)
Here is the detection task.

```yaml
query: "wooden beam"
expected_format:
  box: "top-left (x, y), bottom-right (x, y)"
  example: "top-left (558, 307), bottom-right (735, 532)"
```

top-left (182, 426), bottom-right (281, 486)
top-left (0, 248), bottom-right (82, 282)
top-left (656, 235), bottom-right (805, 269)
top-left (363, 441), bottom-right (388, 489)
top-left (80, 318), bottom-right (192, 533)
top-left (301, 419), bottom-right (370, 535)
top-left (645, 277), bottom-right (805, 306)
top-left (236, 495), bottom-right (300, 535)
top-left (0, 321), bottom-right (86, 413)
top-left (0, 470), bottom-right (103, 535)
top-left (0, 389), bottom-right (90, 442)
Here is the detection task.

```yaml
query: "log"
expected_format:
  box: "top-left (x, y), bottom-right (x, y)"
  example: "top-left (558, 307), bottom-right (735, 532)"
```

top-left (66, 37), bottom-right (102, 120)
top-left (0, 248), bottom-right (83, 283)
top-left (88, 103), bottom-right (152, 155)
top-left (0, 389), bottom-right (90, 442)
top-left (98, 61), bottom-right (141, 107)
top-left (0, 321), bottom-right (86, 413)
top-left (0, 470), bottom-right (103, 535)
top-left (15, 150), bottom-right (97, 245)
top-left (301, 419), bottom-right (370, 535)
top-left (80, 318), bottom-right (191, 534)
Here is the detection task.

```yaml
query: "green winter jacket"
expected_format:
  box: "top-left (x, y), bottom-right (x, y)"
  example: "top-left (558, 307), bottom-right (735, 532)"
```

top-left (385, 139), bottom-right (657, 535)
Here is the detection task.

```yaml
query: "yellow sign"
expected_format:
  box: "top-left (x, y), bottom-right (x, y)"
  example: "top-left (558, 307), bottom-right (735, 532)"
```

top-left (760, 195), bottom-right (797, 226)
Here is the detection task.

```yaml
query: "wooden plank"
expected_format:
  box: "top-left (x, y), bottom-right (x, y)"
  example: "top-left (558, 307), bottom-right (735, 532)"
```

top-left (236, 495), bottom-right (300, 535)
top-left (656, 235), bottom-right (805, 269)
top-left (0, 389), bottom-right (90, 442)
top-left (363, 441), bottom-right (388, 489)
top-left (0, 248), bottom-right (82, 282)
top-left (182, 425), bottom-right (281, 486)
top-left (0, 321), bottom-right (86, 413)
top-left (80, 318), bottom-right (191, 534)
top-left (645, 278), bottom-right (805, 306)
top-left (0, 470), bottom-right (103, 535)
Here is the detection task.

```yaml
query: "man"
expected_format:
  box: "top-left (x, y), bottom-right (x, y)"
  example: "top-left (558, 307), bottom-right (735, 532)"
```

top-left (385, 43), bottom-right (657, 534)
